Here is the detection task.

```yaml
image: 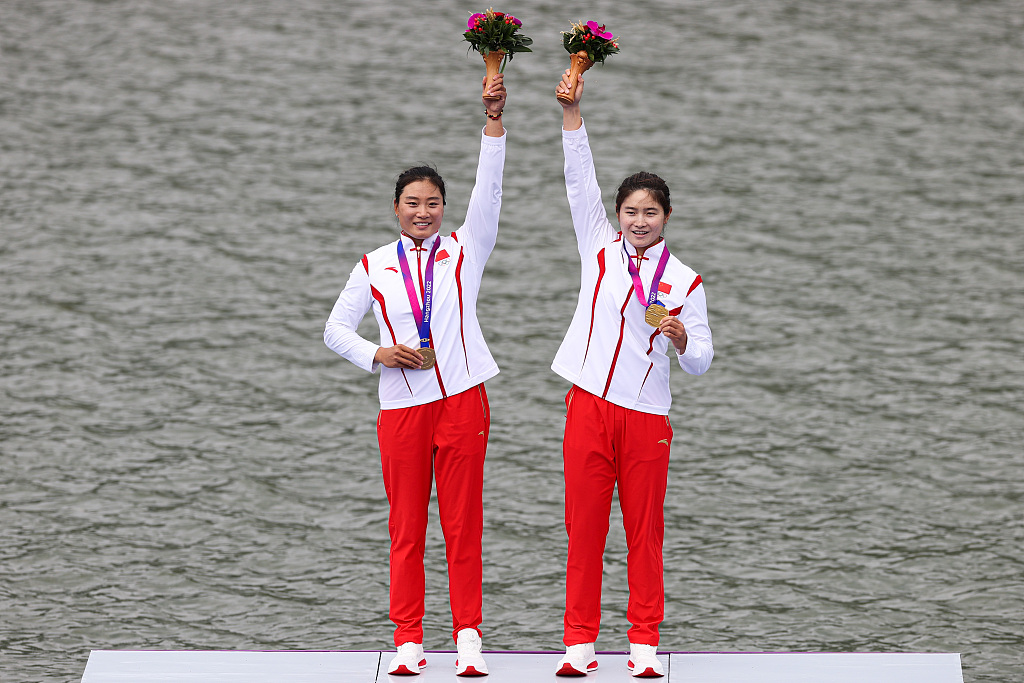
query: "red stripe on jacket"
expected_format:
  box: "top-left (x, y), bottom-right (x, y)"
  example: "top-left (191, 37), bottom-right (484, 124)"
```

top-left (371, 284), bottom-right (413, 395)
top-left (601, 289), bottom-right (632, 399)
top-left (582, 249), bottom-right (607, 368)
top-left (428, 329), bottom-right (446, 398)
top-left (455, 251), bottom-right (470, 375)
top-left (687, 275), bottom-right (703, 296)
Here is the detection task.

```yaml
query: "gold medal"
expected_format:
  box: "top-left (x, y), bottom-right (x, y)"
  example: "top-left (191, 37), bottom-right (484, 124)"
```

top-left (418, 347), bottom-right (436, 370)
top-left (645, 303), bottom-right (669, 327)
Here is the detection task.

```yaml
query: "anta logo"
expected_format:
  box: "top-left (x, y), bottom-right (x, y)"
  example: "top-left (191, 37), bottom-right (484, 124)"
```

top-left (385, 267), bottom-right (398, 273)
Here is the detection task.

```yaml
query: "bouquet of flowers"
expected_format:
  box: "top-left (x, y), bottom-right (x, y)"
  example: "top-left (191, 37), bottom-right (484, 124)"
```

top-left (463, 8), bottom-right (533, 99)
top-left (557, 20), bottom-right (620, 104)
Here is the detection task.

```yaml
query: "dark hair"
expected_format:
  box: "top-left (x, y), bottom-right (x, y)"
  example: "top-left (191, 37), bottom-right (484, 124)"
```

top-left (394, 166), bottom-right (446, 205)
top-left (614, 171), bottom-right (671, 214)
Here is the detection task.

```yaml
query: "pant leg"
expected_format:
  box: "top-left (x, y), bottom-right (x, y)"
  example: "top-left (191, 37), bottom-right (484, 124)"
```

top-left (377, 403), bottom-right (436, 646)
top-left (562, 387), bottom-right (617, 646)
top-left (616, 409), bottom-right (672, 646)
top-left (433, 384), bottom-right (489, 643)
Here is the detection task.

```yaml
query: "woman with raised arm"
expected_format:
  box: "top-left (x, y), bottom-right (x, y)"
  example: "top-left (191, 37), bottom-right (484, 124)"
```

top-left (551, 70), bottom-right (714, 679)
top-left (324, 74), bottom-right (508, 678)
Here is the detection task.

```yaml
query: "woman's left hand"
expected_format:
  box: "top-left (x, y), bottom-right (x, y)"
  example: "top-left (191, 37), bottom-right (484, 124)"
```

top-left (483, 73), bottom-right (506, 114)
top-left (659, 315), bottom-right (688, 354)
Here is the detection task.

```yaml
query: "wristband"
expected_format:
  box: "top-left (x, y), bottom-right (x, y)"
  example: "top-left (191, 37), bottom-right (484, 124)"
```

top-left (485, 110), bottom-right (503, 120)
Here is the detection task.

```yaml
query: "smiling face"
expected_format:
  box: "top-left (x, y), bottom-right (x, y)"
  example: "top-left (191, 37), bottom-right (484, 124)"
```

top-left (394, 179), bottom-right (445, 243)
top-left (616, 189), bottom-right (673, 254)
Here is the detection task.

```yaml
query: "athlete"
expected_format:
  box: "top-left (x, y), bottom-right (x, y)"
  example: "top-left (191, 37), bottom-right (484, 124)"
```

top-left (324, 74), bottom-right (507, 677)
top-left (551, 70), bottom-right (714, 678)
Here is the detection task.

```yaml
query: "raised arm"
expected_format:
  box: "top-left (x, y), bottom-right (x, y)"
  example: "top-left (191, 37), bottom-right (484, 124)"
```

top-left (557, 70), bottom-right (617, 256)
top-left (454, 74), bottom-right (508, 266)
top-left (483, 73), bottom-right (506, 138)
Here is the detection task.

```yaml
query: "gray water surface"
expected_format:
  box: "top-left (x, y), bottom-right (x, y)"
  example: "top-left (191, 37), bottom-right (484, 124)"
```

top-left (2, 1), bottom-right (1022, 681)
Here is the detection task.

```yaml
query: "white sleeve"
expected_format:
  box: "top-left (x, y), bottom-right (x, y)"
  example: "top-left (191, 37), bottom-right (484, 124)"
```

top-left (676, 282), bottom-right (714, 376)
top-left (563, 121), bottom-right (619, 258)
top-left (453, 129), bottom-right (506, 268)
top-left (324, 260), bottom-right (381, 373)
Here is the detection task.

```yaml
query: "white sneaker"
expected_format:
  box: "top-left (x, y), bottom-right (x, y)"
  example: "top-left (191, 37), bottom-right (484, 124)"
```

top-left (627, 643), bottom-right (664, 678)
top-left (455, 628), bottom-right (488, 676)
top-left (387, 642), bottom-right (426, 675)
top-left (555, 642), bottom-right (598, 676)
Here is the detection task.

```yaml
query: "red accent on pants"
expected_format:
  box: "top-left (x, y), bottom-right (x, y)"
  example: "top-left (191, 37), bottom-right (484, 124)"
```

top-left (562, 386), bottom-right (672, 647)
top-left (376, 384), bottom-right (490, 646)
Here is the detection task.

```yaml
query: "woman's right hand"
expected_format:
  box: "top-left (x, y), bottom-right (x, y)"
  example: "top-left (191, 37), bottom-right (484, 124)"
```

top-left (374, 344), bottom-right (427, 369)
top-left (556, 68), bottom-right (584, 107)
top-left (557, 68), bottom-right (583, 131)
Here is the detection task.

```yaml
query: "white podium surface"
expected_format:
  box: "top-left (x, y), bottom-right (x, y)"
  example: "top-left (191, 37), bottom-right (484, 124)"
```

top-left (81, 650), bottom-right (380, 682)
top-left (80, 649), bottom-right (963, 682)
top-left (670, 652), bottom-right (963, 682)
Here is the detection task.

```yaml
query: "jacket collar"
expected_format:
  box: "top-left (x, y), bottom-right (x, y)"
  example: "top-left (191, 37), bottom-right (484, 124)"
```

top-left (622, 236), bottom-right (666, 261)
top-left (399, 231), bottom-right (440, 251)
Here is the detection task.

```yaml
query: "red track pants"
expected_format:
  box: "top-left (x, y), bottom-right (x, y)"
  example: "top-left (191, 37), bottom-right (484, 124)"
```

top-left (376, 384), bottom-right (489, 646)
top-left (562, 386), bottom-right (672, 647)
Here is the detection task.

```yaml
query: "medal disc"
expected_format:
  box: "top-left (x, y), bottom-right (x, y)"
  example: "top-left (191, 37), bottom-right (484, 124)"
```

top-left (418, 347), bottom-right (436, 370)
top-left (645, 304), bottom-right (669, 327)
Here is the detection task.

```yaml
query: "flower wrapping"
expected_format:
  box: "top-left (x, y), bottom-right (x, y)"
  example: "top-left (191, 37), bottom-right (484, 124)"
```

top-left (463, 8), bottom-right (533, 72)
top-left (557, 20), bottom-right (619, 104)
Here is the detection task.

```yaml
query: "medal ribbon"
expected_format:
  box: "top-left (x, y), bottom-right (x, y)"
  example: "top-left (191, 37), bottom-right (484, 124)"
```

top-left (625, 241), bottom-right (670, 308)
top-left (396, 237), bottom-right (441, 349)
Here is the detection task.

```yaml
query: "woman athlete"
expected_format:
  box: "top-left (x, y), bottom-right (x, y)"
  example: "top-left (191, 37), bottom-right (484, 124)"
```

top-left (551, 69), bottom-right (714, 678)
top-left (324, 73), bottom-right (507, 677)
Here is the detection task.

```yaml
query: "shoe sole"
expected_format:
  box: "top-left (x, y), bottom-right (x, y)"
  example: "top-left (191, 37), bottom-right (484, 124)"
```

top-left (388, 659), bottom-right (427, 676)
top-left (388, 665), bottom-right (419, 675)
top-left (627, 662), bottom-right (664, 678)
top-left (456, 665), bottom-right (488, 676)
top-left (556, 661), bottom-right (598, 676)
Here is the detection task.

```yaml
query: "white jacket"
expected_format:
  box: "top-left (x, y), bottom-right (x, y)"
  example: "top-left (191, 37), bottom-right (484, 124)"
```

top-left (324, 131), bottom-right (505, 409)
top-left (551, 123), bottom-right (713, 415)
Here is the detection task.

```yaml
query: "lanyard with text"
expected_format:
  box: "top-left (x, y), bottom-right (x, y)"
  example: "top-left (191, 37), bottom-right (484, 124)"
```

top-left (624, 240), bottom-right (671, 327)
top-left (396, 237), bottom-right (441, 368)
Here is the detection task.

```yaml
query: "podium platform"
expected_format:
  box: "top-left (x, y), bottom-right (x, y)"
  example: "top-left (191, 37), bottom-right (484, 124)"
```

top-left (80, 649), bottom-right (963, 682)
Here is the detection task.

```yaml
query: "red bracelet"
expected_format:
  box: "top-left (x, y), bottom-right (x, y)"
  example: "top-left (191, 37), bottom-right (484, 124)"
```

top-left (485, 110), bottom-right (503, 120)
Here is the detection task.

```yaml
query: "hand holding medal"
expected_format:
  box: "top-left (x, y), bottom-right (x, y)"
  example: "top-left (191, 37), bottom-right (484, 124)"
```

top-left (658, 315), bottom-right (688, 354)
top-left (373, 344), bottom-right (433, 369)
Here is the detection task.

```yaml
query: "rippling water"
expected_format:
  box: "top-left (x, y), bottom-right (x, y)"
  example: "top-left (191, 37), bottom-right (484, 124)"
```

top-left (2, 1), bottom-right (1022, 681)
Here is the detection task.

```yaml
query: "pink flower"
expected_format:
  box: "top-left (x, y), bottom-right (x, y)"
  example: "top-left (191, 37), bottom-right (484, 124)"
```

top-left (510, 16), bottom-right (522, 26)
top-left (468, 13), bottom-right (486, 29)
top-left (586, 20), bottom-right (613, 40)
